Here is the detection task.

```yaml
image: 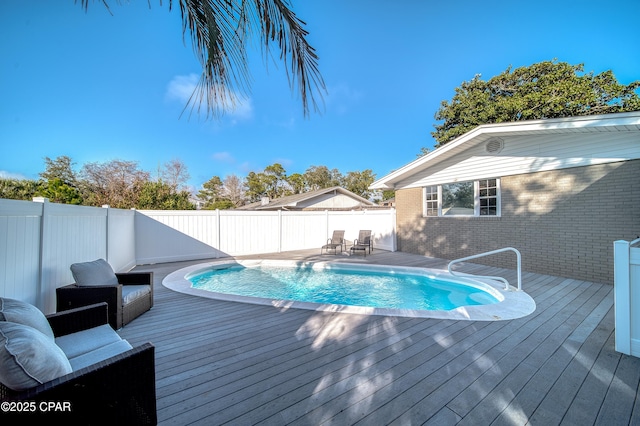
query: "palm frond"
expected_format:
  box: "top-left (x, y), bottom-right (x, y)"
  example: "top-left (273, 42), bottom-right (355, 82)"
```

top-left (174, 0), bottom-right (326, 118)
top-left (79, 0), bottom-right (326, 118)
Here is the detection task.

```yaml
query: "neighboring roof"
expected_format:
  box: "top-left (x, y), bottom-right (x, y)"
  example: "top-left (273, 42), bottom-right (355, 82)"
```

top-left (370, 111), bottom-right (640, 190)
top-left (236, 186), bottom-right (376, 210)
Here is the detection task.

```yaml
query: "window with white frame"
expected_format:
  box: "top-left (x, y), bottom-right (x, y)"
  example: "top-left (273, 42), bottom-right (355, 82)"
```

top-left (423, 178), bottom-right (500, 217)
top-left (424, 185), bottom-right (438, 216)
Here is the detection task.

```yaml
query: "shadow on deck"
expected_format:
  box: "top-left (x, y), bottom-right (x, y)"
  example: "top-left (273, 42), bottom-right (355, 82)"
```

top-left (118, 249), bottom-right (640, 425)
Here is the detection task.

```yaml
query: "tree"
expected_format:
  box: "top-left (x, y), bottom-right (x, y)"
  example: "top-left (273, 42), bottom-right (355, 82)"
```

top-left (222, 174), bottom-right (246, 207)
top-left (39, 178), bottom-right (83, 205)
top-left (262, 163), bottom-right (288, 199)
top-left (432, 60), bottom-right (640, 146)
top-left (381, 189), bottom-right (395, 201)
top-left (80, 0), bottom-right (326, 118)
top-left (286, 173), bottom-right (306, 194)
top-left (138, 181), bottom-right (195, 210)
top-left (416, 147), bottom-right (430, 157)
top-left (343, 169), bottom-right (375, 199)
top-left (303, 165), bottom-right (342, 190)
top-left (198, 176), bottom-right (225, 209)
top-left (38, 156), bottom-right (83, 204)
top-left (0, 178), bottom-right (42, 201)
top-left (244, 163), bottom-right (289, 202)
top-left (244, 171), bottom-right (267, 202)
top-left (160, 158), bottom-right (190, 191)
top-left (40, 156), bottom-right (79, 188)
top-left (80, 159), bottom-right (150, 208)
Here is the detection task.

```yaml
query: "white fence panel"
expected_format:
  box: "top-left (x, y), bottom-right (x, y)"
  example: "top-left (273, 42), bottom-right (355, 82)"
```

top-left (0, 199), bottom-right (137, 314)
top-left (219, 211), bottom-right (281, 255)
top-left (107, 208), bottom-right (136, 272)
top-left (136, 208), bottom-right (396, 263)
top-left (0, 200), bottom-right (42, 306)
top-left (281, 211), bottom-right (327, 252)
top-left (40, 202), bottom-right (109, 313)
top-left (614, 238), bottom-right (640, 357)
top-left (135, 210), bottom-right (223, 264)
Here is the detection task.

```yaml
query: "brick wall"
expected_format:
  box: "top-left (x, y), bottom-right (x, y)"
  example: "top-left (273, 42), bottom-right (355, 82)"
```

top-left (395, 159), bottom-right (640, 284)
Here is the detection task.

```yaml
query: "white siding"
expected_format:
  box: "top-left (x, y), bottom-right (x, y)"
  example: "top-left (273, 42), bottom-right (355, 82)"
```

top-left (396, 131), bottom-right (640, 188)
top-left (297, 193), bottom-right (367, 209)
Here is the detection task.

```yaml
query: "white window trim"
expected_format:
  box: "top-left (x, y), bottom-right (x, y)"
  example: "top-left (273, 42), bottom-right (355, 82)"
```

top-left (423, 178), bottom-right (501, 217)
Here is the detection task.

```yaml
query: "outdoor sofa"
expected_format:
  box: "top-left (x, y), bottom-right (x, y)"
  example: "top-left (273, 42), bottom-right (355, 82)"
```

top-left (56, 258), bottom-right (153, 330)
top-left (0, 298), bottom-right (157, 424)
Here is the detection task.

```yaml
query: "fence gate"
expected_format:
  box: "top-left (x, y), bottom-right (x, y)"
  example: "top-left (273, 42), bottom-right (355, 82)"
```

top-left (614, 238), bottom-right (640, 357)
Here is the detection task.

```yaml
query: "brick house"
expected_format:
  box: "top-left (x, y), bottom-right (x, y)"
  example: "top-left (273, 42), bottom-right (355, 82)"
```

top-left (370, 112), bottom-right (640, 284)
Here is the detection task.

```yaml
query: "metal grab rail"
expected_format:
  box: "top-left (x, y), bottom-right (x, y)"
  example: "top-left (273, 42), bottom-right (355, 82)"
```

top-left (447, 247), bottom-right (522, 291)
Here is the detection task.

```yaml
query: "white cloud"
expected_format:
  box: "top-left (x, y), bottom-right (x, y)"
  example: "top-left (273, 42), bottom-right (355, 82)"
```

top-left (166, 74), bottom-right (253, 121)
top-left (166, 73), bottom-right (199, 104)
top-left (0, 170), bottom-right (30, 180)
top-left (212, 152), bottom-right (235, 163)
top-left (273, 158), bottom-right (293, 168)
top-left (325, 83), bottom-right (364, 114)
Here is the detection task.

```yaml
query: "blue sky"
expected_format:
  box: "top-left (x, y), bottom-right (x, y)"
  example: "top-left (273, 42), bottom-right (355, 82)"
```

top-left (1, 0), bottom-right (639, 192)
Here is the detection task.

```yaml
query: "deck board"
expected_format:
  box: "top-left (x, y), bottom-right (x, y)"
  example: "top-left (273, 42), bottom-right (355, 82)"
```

top-left (115, 249), bottom-right (640, 425)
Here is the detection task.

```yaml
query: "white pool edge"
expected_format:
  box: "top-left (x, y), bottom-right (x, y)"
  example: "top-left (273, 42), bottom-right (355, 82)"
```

top-left (162, 259), bottom-right (537, 321)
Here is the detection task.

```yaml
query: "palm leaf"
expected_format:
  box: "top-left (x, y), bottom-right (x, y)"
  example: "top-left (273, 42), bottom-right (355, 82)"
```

top-left (77, 0), bottom-right (326, 117)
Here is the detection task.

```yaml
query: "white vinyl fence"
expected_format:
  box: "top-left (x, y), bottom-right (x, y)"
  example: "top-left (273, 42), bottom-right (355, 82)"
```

top-left (136, 209), bottom-right (396, 264)
top-left (0, 198), bottom-right (395, 314)
top-left (614, 238), bottom-right (640, 357)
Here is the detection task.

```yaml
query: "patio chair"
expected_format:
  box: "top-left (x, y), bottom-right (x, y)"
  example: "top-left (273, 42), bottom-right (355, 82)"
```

top-left (0, 300), bottom-right (157, 424)
top-left (321, 230), bottom-right (345, 254)
top-left (56, 258), bottom-right (153, 330)
top-left (350, 230), bottom-right (373, 256)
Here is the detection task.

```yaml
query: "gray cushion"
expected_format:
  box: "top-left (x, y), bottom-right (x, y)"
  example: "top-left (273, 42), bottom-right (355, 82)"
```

top-left (0, 297), bottom-right (54, 340)
top-left (122, 285), bottom-right (151, 305)
top-left (70, 258), bottom-right (119, 287)
top-left (68, 340), bottom-right (133, 371)
top-left (0, 321), bottom-right (72, 391)
top-left (55, 324), bottom-right (123, 360)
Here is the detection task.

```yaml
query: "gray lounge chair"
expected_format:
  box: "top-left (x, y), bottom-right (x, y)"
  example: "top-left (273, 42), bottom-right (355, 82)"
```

top-left (56, 259), bottom-right (153, 330)
top-left (350, 230), bottom-right (373, 256)
top-left (321, 230), bottom-right (345, 254)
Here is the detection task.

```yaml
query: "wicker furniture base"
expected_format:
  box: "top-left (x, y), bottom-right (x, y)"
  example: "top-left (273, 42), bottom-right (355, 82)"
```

top-left (57, 271), bottom-right (154, 330)
top-left (0, 303), bottom-right (157, 424)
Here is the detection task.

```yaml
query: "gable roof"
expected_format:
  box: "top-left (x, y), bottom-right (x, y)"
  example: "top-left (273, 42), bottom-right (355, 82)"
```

top-left (236, 186), bottom-right (376, 210)
top-left (370, 111), bottom-right (640, 190)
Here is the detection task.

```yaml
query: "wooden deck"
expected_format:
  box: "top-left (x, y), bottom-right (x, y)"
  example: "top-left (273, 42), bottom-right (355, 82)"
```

top-left (118, 250), bottom-right (640, 425)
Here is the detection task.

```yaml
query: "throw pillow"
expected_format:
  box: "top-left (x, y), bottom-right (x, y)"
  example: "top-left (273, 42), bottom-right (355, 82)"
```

top-left (0, 322), bottom-right (72, 391)
top-left (70, 258), bottom-right (119, 287)
top-left (0, 297), bottom-right (54, 340)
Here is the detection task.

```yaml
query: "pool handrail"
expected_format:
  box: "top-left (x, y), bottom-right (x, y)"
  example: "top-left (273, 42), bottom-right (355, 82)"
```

top-left (447, 247), bottom-right (522, 291)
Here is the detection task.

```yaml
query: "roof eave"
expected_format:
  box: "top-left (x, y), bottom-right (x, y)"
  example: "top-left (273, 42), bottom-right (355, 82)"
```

top-left (369, 111), bottom-right (640, 190)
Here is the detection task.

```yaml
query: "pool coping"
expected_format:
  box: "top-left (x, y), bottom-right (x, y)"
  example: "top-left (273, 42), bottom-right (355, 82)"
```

top-left (162, 259), bottom-right (537, 321)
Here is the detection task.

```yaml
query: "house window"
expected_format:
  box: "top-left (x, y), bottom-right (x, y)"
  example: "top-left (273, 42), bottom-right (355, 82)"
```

top-left (424, 178), bottom-right (500, 217)
top-left (442, 181), bottom-right (474, 216)
top-left (479, 178), bottom-right (498, 215)
top-left (425, 186), bottom-right (438, 216)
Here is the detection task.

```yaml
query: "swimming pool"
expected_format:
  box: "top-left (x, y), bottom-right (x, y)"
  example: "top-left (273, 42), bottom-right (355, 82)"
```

top-left (163, 260), bottom-right (536, 320)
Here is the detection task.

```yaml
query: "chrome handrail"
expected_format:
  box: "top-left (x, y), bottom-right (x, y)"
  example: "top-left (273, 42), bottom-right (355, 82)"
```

top-left (447, 247), bottom-right (522, 291)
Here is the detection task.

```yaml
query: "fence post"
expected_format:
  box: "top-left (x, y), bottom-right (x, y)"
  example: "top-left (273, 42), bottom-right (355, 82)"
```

top-left (614, 239), bottom-right (631, 355)
top-left (390, 208), bottom-right (397, 252)
top-left (325, 210), bottom-right (329, 241)
top-left (216, 209), bottom-right (221, 257)
top-left (32, 197), bottom-right (49, 310)
top-left (278, 210), bottom-right (283, 253)
top-left (102, 205), bottom-right (110, 263)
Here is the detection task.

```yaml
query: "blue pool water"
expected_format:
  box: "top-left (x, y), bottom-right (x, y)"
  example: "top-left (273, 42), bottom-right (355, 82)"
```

top-left (188, 264), bottom-right (500, 311)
